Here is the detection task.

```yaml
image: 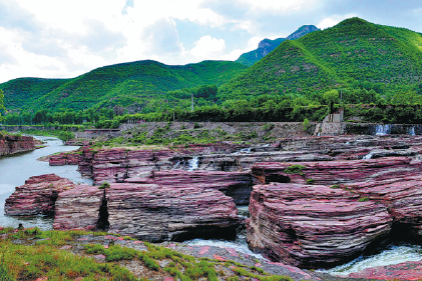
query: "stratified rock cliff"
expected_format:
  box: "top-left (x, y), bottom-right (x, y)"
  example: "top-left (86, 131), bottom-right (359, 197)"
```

top-left (246, 183), bottom-right (392, 268)
top-left (0, 134), bottom-right (35, 156)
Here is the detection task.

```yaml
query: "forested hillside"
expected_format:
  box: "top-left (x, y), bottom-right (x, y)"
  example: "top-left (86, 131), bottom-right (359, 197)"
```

top-left (235, 25), bottom-right (319, 67)
top-left (2, 78), bottom-right (69, 109)
top-left (220, 18), bottom-right (422, 101)
top-left (2, 60), bottom-right (247, 111)
top-left (3, 17), bottom-right (422, 125)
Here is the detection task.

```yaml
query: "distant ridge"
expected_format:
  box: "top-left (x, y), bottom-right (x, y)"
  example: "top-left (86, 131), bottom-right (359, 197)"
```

top-left (1, 60), bottom-right (247, 111)
top-left (235, 25), bottom-right (320, 67)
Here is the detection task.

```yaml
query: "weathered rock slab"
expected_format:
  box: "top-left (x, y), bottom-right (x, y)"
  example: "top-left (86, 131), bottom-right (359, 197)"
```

top-left (246, 183), bottom-right (392, 268)
top-left (53, 185), bottom-right (103, 230)
top-left (4, 174), bottom-right (76, 216)
top-left (124, 170), bottom-right (252, 205)
top-left (106, 183), bottom-right (240, 242)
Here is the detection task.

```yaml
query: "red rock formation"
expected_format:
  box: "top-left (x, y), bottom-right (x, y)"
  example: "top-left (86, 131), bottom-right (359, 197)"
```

top-left (124, 170), bottom-right (252, 205)
top-left (53, 185), bottom-right (103, 230)
top-left (251, 157), bottom-right (421, 185)
top-left (49, 152), bottom-right (83, 166)
top-left (343, 176), bottom-right (422, 239)
top-left (4, 174), bottom-right (76, 216)
top-left (6, 174), bottom-right (240, 242)
top-left (0, 134), bottom-right (35, 156)
top-left (246, 183), bottom-right (392, 268)
top-left (106, 183), bottom-right (240, 242)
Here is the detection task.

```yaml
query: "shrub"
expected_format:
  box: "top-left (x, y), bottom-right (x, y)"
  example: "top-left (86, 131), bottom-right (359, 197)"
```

top-left (105, 245), bottom-right (137, 262)
top-left (330, 184), bottom-right (340, 189)
top-left (306, 179), bottom-right (315, 184)
top-left (84, 244), bottom-right (105, 254)
top-left (283, 165), bottom-right (306, 174)
top-left (263, 123), bottom-right (275, 131)
top-left (98, 182), bottom-right (110, 189)
top-left (358, 197), bottom-right (370, 202)
top-left (303, 118), bottom-right (310, 131)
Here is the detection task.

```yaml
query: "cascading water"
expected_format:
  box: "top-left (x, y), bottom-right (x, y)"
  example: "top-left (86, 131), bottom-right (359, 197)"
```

top-left (362, 153), bottom-right (373, 160)
top-left (233, 147), bottom-right (252, 154)
top-left (375, 124), bottom-right (392, 136)
top-left (408, 126), bottom-right (416, 136)
top-left (320, 243), bottom-right (422, 276)
top-left (187, 156), bottom-right (199, 171)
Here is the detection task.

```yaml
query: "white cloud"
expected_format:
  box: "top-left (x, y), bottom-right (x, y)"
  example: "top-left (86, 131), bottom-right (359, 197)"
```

top-left (317, 14), bottom-right (358, 29)
top-left (190, 35), bottom-right (226, 61)
top-left (240, 0), bottom-right (318, 13)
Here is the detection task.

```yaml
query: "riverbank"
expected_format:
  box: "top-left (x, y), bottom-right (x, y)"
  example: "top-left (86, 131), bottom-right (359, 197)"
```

top-left (0, 132), bottom-right (35, 156)
top-left (0, 227), bottom-right (319, 281)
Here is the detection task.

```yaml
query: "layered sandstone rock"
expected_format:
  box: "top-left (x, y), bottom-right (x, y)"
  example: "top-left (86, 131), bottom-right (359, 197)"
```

top-left (247, 183), bottom-right (392, 268)
top-left (4, 174), bottom-right (76, 216)
top-left (49, 152), bottom-right (83, 166)
top-left (251, 157), bottom-right (421, 185)
top-left (6, 173), bottom-right (240, 242)
top-left (53, 185), bottom-right (104, 230)
top-left (0, 134), bottom-right (35, 156)
top-left (344, 176), bottom-right (422, 239)
top-left (106, 183), bottom-right (240, 242)
top-left (124, 170), bottom-right (253, 205)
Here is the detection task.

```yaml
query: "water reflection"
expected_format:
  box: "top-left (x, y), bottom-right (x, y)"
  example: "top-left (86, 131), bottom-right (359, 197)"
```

top-left (0, 136), bottom-right (92, 229)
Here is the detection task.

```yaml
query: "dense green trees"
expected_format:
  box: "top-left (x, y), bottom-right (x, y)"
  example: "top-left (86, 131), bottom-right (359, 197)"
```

top-left (0, 89), bottom-right (4, 122)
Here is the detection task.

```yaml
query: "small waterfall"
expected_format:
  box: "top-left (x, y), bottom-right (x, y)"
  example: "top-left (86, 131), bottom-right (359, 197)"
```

top-left (408, 126), bottom-right (416, 136)
top-left (375, 124), bottom-right (392, 136)
top-left (187, 156), bottom-right (199, 171)
top-left (362, 153), bottom-right (373, 160)
top-left (233, 147), bottom-right (252, 154)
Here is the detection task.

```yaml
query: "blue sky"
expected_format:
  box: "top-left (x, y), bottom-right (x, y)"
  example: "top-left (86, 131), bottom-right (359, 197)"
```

top-left (0, 0), bottom-right (421, 83)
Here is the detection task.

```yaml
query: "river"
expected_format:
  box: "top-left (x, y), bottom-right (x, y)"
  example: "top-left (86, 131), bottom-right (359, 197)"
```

top-left (0, 136), bottom-right (92, 229)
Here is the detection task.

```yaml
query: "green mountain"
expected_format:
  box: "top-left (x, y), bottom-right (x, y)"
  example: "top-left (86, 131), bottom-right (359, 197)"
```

top-left (235, 25), bottom-right (319, 67)
top-left (2, 78), bottom-right (69, 110)
top-left (2, 60), bottom-right (247, 111)
top-left (220, 18), bottom-right (422, 100)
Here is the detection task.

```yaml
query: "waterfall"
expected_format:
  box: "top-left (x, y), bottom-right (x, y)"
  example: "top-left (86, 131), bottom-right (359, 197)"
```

top-left (375, 124), bottom-right (392, 136)
top-left (408, 126), bottom-right (416, 136)
top-left (362, 153), bottom-right (373, 160)
top-left (233, 147), bottom-right (252, 154)
top-left (187, 156), bottom-right (199, 171)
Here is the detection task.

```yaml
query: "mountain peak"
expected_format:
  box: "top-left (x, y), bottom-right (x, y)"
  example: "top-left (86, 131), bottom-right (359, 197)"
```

top-left (235, 24), bottom-right (319, 67)
top-left (286, 25), bottom-right (319, 40)
top-left (336, 17), bottom-right (370, 28)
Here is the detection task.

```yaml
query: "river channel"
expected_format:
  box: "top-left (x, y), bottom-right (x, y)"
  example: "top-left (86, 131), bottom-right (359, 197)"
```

top-left (0, 136), bottom-right (92, 229)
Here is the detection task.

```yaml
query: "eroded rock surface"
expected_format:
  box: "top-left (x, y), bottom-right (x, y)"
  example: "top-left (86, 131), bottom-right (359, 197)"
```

top-left (124, 170), bottom-right (252, 205)
top-left (247, 183), bottom-right (392, 268)
top-left (251, 157), bottom-right (421, 185)
top-left (0, 135), bottom-right (35, 156)
top-left (5, 174), bottom-right (76, 216)
top-left (106, 183), bottom-right (240, 242)
top-left (53, 185), bottom-right (104, 230)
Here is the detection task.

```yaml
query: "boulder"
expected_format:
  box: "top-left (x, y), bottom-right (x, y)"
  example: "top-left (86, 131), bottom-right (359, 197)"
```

top-left (246, 183), bottom-right (392, 268)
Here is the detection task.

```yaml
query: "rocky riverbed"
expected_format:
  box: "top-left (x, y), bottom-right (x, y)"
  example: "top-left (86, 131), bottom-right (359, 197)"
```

top-left (7, 134), bottom-right (422, 279)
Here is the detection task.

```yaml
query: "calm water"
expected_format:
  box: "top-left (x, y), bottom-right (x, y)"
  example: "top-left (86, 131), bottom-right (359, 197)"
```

top-left (0, 136), bottom-right (92, 229)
